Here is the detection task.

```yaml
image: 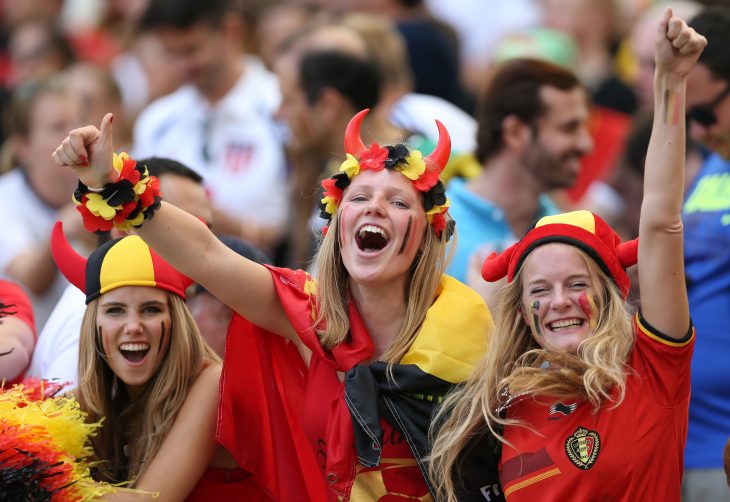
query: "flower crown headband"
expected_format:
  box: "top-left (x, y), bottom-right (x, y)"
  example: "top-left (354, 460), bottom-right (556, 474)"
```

top-left (319, 109), bottom-right (454, 241)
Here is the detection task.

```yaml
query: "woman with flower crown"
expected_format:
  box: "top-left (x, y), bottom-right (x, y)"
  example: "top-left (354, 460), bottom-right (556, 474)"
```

top-left (52, 107), bottom-right (494, 500)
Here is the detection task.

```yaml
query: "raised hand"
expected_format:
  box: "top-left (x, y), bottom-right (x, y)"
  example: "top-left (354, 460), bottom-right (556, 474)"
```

top-left (656, 8), bottom-right (707, 79)
top-left (51, 113), bottom-right (116, 188)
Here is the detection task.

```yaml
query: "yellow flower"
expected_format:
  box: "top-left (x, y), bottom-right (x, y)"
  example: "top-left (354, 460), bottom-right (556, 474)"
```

top-left (321, 195), bottom-right (339, 215)
top-left (398, 150), bottom-right (426, 180)
top-left (426, 198), bottom-right (450, 218)
top-left (85, 193), bottom-right (119, 220)
top-left (112, 152), bottom-right (129, 175)
top-left (339, 154), bottom-right (360, 179)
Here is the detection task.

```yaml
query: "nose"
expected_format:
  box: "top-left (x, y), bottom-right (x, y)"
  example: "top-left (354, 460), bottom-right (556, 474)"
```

top-left (124, 313), bottom-right (143, 335)
top-left (549, 286), bottom-right (572, 311)
top-left (364, 194), bottom-right (387, 216)
top-left (576, 125), bottom-right (594, 156)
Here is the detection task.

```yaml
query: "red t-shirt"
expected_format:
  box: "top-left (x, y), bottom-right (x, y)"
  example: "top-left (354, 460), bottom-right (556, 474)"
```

top-left (499, 314), bottom-right (693, 501)
top-left (0, 280), bottom-right (36, 386)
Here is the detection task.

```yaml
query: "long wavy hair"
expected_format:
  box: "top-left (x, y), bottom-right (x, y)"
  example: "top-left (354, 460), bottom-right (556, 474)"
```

top-left (429, 249), bottom-right (635, 502)
top-left (76, 292), bottom-right (220, 485)
top-left (312, 204), bottom-right (453, 367)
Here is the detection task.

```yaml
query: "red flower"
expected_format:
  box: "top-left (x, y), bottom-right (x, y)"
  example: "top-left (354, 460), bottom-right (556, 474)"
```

top-left (138, 176), bottom-right (160, 208)
top-left (76, 204), bottom-right (114, 233)
top-left (413, 164), bottom-right (440, 192)
top-left (118, 158), bottom-right (141, 185)
top-left (322, 177), bottom-right (343, 203)
top-left (113, 200), bottom-right (138, 225)
top-left (431, 212), bottom-right (446, 237)
top-left (359, 143), bottom-right (388, 171)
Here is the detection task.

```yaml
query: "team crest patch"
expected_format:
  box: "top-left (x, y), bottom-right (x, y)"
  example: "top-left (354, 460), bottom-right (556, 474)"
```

top-left (564, 427), bottom-right (600, 470)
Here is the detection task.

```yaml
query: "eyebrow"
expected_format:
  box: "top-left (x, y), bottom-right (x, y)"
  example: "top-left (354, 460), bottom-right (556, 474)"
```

top-left (526, 273), bottom-right (591, 286)
top-left (100, 300), bottom-right (167, 308)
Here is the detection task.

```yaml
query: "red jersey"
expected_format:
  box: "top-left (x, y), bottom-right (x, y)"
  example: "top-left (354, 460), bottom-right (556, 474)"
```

top-left (0, 280), bottom-right (36, 386)
top-left (267, 266), bottom-right (491, 501)
top-left (500, 314), bottom-right (693, 501)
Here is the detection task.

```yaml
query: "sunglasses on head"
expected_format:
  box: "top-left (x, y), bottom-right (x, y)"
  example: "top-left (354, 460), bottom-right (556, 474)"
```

top-left (687, 84), bottom-right (730, 127)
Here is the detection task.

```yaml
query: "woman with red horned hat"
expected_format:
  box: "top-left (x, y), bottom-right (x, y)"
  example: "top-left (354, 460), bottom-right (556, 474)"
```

top-left (50, 224), bottom-right (262, 500)
top-left (51, 108), bottom-right (494, 499)
top-left (429, 9), bottom-right (706, 502)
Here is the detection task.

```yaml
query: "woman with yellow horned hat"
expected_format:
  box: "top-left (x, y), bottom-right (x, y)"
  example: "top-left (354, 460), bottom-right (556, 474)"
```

top-left (429, 10), bottom-right (706, 502)
top-left (52, 105), bottom-right (494, 499)
top-left (50, 223), bottom-right (263, 500)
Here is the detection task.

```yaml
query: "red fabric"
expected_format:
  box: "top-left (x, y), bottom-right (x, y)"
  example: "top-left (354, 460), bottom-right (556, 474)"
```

top-left (499, 316), bottom-right (693, 501)
top-left (0, 280), bottom-right (36, 386)
top-left (264, 266), bottom-right (430, 500)
top-left (565, 106), bottom-right (632, 203)
top-left (217, 311), bottom-right (327, 501)
top-left (185, 466), bottom-right (269, 501)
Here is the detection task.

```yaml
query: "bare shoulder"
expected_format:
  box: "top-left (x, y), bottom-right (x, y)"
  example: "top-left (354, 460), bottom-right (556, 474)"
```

top-left (187, 362), bottom-right (222, 399)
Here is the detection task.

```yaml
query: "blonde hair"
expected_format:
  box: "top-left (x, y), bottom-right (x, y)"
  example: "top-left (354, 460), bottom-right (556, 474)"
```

top-left (312, 206), bottom-right (452, 367)
top-left (76, 293), bottom-right (220, 485)
top-left (429, 250), bottom-right (634, 502)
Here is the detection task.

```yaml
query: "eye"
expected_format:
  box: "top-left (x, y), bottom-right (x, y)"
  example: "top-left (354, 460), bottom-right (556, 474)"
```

top-left (349, 194), bottom-right (368, 203)
top-left (393, 199), bottom-right (409, 209)
top-left (143, 305), bottom-right (163, 314)
top-left (569, 281), bottom-right (588, 290)
top-left (529, 287), bottom-right (548, 296)
top-left (104, 306), bottom-right (124, 315)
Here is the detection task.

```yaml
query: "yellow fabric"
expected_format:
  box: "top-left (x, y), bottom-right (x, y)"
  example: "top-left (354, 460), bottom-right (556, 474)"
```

top-left (99, 235), bottom-right (156, 295)
top-left (536, 210), bottom-right (596, 234)
top-left (400, 276), bottom-right (493, 383)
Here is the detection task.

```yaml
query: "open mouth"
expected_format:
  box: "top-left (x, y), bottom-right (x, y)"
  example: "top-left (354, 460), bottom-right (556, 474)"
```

top-left (119, 342), bottom-right (150, 363)
top-left (548, 319), bottom-right (584, 332)
top-left (355, 225), bottom-right (389, 252)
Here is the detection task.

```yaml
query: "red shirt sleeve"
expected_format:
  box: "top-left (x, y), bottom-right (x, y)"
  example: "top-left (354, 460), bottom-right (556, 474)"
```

top-left (0, 280), bottom-right (36, 339)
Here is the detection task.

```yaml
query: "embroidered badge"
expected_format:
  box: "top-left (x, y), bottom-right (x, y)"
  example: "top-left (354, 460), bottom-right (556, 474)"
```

top-left (564, 427), bottom-right (600, 470)
top-left (549, 402), bottom-right (577, 419)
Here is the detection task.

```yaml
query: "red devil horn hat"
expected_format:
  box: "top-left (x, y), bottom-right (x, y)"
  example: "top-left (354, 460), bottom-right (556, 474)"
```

top-left (481, 211), bottom-right (639, 298)
top-left (51, 221), bottom-right (194, 304)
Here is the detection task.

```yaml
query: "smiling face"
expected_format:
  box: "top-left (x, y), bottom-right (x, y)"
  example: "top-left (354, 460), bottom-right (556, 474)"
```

top-left (522, 86), bottom-right (593, 190)
top-left (95, 286), bottom-right (172, 397)
top-left (338, 168), bottom-right (427, 288)
top-left (519, 243), bottom-right (603, 353)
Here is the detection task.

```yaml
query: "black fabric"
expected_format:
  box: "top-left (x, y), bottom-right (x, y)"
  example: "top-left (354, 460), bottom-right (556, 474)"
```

top-left (344, 361), bottom-right (503, 500)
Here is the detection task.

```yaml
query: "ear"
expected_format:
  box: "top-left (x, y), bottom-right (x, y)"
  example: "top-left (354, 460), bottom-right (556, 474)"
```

top-left (12, 135), bottom-right (29, 166)
top-left (314, 87), bottom-right (347, 124)
top-left (501, 114), bottom-right (531, 151)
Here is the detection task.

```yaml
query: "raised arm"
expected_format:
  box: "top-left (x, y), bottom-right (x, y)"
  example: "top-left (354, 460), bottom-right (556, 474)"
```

top-left (639, 9), bottom-right (706, 338)
top-left (51, 115), bottom-right (297, 341)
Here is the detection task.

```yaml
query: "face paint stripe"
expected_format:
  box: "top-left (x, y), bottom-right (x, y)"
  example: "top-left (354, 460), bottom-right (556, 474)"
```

top-left (398, 216), bottom-right (413, 255)
top-left (158, 321), bottom-right (166, 355)
top-left (529, 300), bottom-right (542, 338)
top-left (578, 292), bottom-right (598, 329)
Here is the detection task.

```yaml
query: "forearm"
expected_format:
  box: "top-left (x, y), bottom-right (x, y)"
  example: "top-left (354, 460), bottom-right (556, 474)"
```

top-left (642, 72), bottom-right (687, 230)
top-left (6, 245), bottom-right (57, 295)
top-left (0, 323), bottom-right (34, 380)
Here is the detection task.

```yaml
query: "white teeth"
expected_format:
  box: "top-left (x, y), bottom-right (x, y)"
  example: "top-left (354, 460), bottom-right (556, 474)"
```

top-left (359, 225), bottom-right (388, 239)
top-left (549, 319), bottom-right (583, 330)
top-left (119, 343), bottom-right (150, 351)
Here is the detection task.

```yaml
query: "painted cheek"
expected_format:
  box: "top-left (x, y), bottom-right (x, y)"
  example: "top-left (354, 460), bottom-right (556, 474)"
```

top-left (578, 292), bottom-right (598, 329)
top-left (528, 300), bottom-right (543, 338)
top-left (397, 216), bottom-right (413, 255)
top-left (157, 320), bottom-right (168, 355)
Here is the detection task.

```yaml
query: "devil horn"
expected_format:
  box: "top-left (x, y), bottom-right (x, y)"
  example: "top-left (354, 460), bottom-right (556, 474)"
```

top-left (481, 242), bottom-right (518, 283)
top-left (616, 238), bottom-right (639, 269)
top-left (50, 221), bottom-right (87, 293)
top-left (425, 120), bottom-right (451, 173)
top-left (344, 109), bottom-right (369, 156)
